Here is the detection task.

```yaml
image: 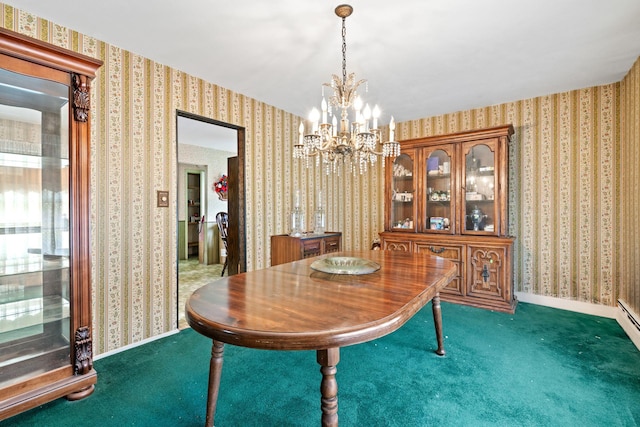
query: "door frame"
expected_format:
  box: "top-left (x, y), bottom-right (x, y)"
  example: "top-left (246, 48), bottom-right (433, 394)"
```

top-left (176, 110), bottom-right (246, 273)
top-left (175, 111), bottom-right (247, 325)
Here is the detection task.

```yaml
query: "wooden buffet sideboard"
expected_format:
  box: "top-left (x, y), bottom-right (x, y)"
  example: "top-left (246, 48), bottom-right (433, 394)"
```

top-left (270, 232), bottom-right (341, 266)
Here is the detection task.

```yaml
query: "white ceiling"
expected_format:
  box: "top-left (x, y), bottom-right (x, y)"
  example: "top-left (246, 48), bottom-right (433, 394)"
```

top-left (8, 0), bottom-right (640, 128)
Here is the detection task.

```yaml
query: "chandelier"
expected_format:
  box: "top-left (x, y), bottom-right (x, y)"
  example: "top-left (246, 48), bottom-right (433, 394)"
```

top-left (293, 4), bottom-right (400, 175)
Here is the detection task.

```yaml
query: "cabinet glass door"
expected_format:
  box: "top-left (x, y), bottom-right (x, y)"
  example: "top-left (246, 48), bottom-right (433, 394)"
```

top-left (425, 147), bottom-right (453, 232)
top-left (0, 67), bottom-right (70, 388)
top-left (463, 142), bottom-right (497, 233)
top-left (390, 153), bottom-right (415, 230)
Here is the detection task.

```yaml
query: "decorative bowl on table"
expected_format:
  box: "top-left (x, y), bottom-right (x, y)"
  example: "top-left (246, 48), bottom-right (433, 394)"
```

top-left (310, 257), bottom-right (381, 275)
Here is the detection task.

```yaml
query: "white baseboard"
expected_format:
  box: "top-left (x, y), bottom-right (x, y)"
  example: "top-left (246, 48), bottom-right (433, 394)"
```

top-left (515, 292), bottom-right (618, 318)
top-left (618, 300), bottom-right (640, 351)
top-left (515, 292), bottom-right (640, 351)
top-left (94, 328), bottom-right (181, 361)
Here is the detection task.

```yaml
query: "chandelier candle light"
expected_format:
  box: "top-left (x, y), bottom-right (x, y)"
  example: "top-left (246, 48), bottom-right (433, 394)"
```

top-left (293, 4), bottom-right (400, 175)
top-left (313, 190), bottom-right (326, 235)
top-left (290, 189), bottom-right (305, 237)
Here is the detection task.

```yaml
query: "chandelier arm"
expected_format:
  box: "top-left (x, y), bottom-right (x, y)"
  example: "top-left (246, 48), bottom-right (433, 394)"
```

top-left (364, 148), bottom-right (385, 156)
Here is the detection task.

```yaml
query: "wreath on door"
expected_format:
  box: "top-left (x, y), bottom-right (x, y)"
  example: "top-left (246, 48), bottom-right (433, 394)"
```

top-left (213, 174), bottom-right (228, 201)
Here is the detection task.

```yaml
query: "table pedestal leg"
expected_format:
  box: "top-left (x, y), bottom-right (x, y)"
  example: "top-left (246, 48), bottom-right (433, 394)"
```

top-left (205, 340), bottom-right (225, 427)
top-left (317, 348), bottom-right (340, 427)
top-left (432, 294), bottom-right (446, 356)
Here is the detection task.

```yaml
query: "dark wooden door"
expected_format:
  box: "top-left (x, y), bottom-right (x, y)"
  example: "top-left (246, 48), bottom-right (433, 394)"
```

top-left (227, 156), bottom-right (245, 274)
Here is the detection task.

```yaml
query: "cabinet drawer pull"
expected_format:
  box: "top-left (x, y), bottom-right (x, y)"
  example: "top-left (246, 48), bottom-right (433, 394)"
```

top-left (429, 246), bottom-right (446, 254)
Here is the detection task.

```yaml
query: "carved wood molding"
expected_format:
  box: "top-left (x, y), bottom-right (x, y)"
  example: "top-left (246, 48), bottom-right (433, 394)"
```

top-left (74, 326), bottom-right (94, 375)
top-left (72, 73), bottom-right (90, 122)
top-left (385, 242), bottom-right (410, 251)
top-left (470, 248), bottom-right (502, 294)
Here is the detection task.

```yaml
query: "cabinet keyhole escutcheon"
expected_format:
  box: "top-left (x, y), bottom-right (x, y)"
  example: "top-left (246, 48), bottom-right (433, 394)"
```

top-left (481, 264), bottom-right (490, 282)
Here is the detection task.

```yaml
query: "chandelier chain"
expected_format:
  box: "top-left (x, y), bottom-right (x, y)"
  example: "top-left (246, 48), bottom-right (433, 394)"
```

top-left (341, 16), bottom-right (347, 88)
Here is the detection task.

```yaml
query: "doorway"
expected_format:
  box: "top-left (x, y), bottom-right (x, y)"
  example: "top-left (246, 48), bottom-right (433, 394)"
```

top-left (176, 111), bottom-right (244, 329)
top-left (180, 168), bottom-right (205, 261)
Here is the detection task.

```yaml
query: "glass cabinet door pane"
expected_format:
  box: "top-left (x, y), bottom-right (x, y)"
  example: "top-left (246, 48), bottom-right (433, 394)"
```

top-left (464, 143), bottom-right (495, 232)
top-left (0, 68), bottom-right (70, 388)
top-left (390, 153), bottom-right (414, 230)
top-left (425, 149), bottom-right (452, 232)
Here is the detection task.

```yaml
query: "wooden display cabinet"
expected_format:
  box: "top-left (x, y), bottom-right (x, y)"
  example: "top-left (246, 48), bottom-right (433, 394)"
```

top-left (271, 232), bottom-right (342, 266)
top-left (0, 28), bottom-right (102, 419)
top-left (380, 125), bottom-right (517, 313)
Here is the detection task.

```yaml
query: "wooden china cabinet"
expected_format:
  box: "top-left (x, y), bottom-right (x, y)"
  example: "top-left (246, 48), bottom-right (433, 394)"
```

top-left (0, 29), bottom-right (102, 419)
top-left (380, 125), bottom-right (517, 313)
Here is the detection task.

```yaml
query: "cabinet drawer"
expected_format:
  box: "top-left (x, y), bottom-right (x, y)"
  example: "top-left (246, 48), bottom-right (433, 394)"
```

top-left (302, 239), bottom-right (322, 258)
top-left (415, 242), bottom-right (464, 296)
top-left (416, 244), bottom-right (462, 262)
top-left (381, 238), bottom-right (412, 252)
top-left (440, 277), bottom-right (463, 296)
top-left (324, 237), bottom-right (341, 253)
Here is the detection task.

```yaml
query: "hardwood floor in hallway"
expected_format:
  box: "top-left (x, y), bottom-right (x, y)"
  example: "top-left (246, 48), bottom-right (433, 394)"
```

top-left (178, 258), bottom-right (225, 329)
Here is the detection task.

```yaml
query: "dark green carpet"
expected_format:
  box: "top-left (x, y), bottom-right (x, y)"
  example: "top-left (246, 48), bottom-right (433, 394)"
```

top-left (5, 302), bottom-right (640, 426)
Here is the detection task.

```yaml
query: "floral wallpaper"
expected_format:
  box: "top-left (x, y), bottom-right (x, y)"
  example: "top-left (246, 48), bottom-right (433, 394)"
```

top-left (621, 56), bottom-right (640, 318)
top-left (395, 86), bottom-right (621, 306)
top-left (0, 3), bottom-right (382, 354)
top-left (2, 3), bottom-right (638, 355)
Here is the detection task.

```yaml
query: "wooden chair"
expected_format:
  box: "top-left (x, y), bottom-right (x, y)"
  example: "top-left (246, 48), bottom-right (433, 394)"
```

top-left (216, 212), bottom-right (229, 276)
top-left (371, 238), bottom-right (381, 250)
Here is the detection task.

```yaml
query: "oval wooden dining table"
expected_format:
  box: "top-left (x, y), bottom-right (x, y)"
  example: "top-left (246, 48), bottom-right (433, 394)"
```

top-left (186, 250), bottom-right (457, 427)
